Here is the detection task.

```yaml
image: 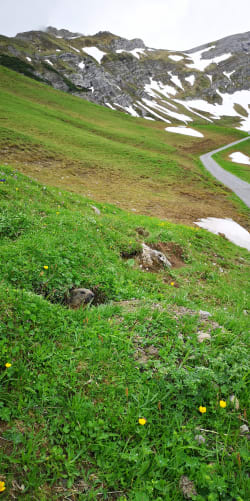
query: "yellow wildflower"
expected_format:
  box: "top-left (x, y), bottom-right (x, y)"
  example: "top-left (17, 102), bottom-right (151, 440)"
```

top-left (138, 417), bottom-right (147, 425)
top-left (170, 282), bottom-right (175, 286)
top-left (220, 400), bottom-right (227, 408)
top-left (199, 406), bottom-right (206, 414)
top-left (16, 188), bottom-right (19, 191)
top-left (43, 266), bottom-right (48, 270)
top-left (56, 212), bottom-right (60, 215)
top-left (5, 363), bottom-right (12, 368)
top-left (0, 481), bottom-right (6, 492)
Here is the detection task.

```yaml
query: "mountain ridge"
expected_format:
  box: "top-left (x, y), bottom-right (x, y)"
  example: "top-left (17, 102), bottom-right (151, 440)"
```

top-left (0, 27), bottom-right (249, 131)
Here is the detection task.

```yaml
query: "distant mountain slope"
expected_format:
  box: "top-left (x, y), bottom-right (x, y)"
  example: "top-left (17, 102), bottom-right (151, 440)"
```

top-left (0, 27), bottom-right (250, 130)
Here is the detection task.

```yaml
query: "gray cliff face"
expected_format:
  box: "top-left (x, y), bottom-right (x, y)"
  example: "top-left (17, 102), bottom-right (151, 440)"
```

top-left (0, 28), bottom-right (249, 129)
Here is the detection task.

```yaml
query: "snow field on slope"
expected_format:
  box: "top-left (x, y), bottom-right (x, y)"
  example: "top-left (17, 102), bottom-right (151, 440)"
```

top-left (165, 126), bottom-right (204, 137)
top-left (116, 48), bottom-right (146, 59)
top-left (168, 55), bottom-right (183, 62)
top-left (186, 46), bottom-right (232, 71)
top-left (177, 90), bottom-right (250, 131)
top-left (229, 152), bottom-right (250, 165)
top-left (82, 47), bottom-right (106, 64)
top-left (194, 218), bottom-right (250, 251)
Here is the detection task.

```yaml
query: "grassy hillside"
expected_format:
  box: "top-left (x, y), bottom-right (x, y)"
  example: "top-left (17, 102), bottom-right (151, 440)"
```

top-left (0, 65), bottom-right (249, 230)
top-left (0, 165), bottom-right (249, 500)
top-left (213, 139), bottom-right (250, 183)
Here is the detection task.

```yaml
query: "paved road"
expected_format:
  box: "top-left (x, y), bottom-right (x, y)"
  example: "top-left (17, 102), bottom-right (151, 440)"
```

top-left (200, 136), bottom-right (250, 208)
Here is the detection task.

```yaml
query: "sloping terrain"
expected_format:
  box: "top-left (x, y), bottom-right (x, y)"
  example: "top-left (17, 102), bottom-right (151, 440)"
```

top-left (0, 66), bottom-right (249, 229)
top-left (0, 164), bottom-right (249, 500)
top-left (0, 28), bottom-right (249, 131)
top-left (213, 138), bottom-right (250, 183)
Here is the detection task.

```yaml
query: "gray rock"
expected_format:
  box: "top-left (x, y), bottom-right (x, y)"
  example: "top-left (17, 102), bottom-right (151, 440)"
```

top-left (141, 243), bottom-right (171, 269)
top-left (240, 424), bottom-right (249, 434)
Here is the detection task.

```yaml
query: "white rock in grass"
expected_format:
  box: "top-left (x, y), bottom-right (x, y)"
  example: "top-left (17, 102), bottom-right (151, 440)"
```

top-left (91, 205), bottom-right (101, 216)
top-left (229, 395), bottom-right (239, 410)
top-left (199, 310), bottom-right (211, 319)
top-left (240, 424), bottom-right (249, 434)
top-left (197, 332), bottom-right (211, 343)
top-left (195, 434), bottom-right (206, 444)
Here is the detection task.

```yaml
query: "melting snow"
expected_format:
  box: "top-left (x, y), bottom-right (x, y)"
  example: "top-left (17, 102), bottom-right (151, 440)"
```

top-left (26, 56), bottom-right (32, 62)
top-left (169, 55), bottom-right (183, 62)
top-left (194, 218), bottom-right (250, 251)
top-left (165, 126), bottom-right (204, 137)
top-left (145, 78), bottom-right (177, 99)
top-left (185, 75), bottom-right (195, 86)
top-left (45, 59), bottom-right (53, 66)
top-left (82, 47), bottom-right (106, 64)
top-left (138, 101), bottom-right (171, 123)
top-left (207, 75), bottom-right (213, 83)
top-left (116, 48), bottom-right (146, 59)
top-left (105, 103), bottom-right (116, 110)
top-left (177, 90), bottom-right (250, 131)
top-left (69, 45), bottom-right (80, 53)
top-left (114, 103), bottom-right (139, 117)
top-left (169, 72), bottom-right (183, 89)
top-left (78, 61), bottom-right (85, 70)
top-left (224, 70), bottom-right (235, 80)
top-left (174, 99), bottom-right (213, 123)
top-left (142, 98), bottom-right (192, 123)
top-left (56, 49), bottom-right (61, 52)
top-left (185, 47), bottom-right (233, 72)
top-left (229, 152), bottom-right (250, 165)
top-left (144, 116), bottom-right (155, 120)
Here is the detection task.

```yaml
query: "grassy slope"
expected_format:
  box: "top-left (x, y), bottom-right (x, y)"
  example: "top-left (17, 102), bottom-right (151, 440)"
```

top-left (0, 166), bottom-right (249, 500)
top-left (213, 139), bottom-right (250, 183)
top-left (0, 65), bottom-right (249, 230)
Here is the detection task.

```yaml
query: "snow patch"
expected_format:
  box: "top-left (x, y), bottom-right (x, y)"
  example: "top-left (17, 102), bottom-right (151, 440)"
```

top-left (26, 56), bottom-right (31, 62)
top-left (114, 103), bottom-right (139, 117)
top-left (169, 55), bottom-right (183, 62)
top-left (56, 49), bottom-right (61, 52)
top-left (78, 61), bottom-right (85, 70)
top-left (145, 78), bottom-right (177, 99)
top-left (207, 75), bottom-right (213, 83)
top-left (144, 116), bottom-right (155, 120)
top-left (185, 47), bottom-right (233, 72)
top-left (116, 48), bottom-right (146, 59)
top-left (177, 90), bottom-right (250, 131)
top-left (185, 75), bottom-right (195, 86)
top-left (142, 98), bottom-right (192, 123)
top-left (69, 45), bottom-right (80, 53)
top-left (82, 46), bottom-right (106, 64)
top-left (229, 152), bottom-right (250, 165)
top-left (138, 101), bottom-right (171, 123)
top-left (165, 126), bottom-right (204, 137)
top-left (194, 218), bottom-right (250, 251)
top-left (105, 103), bottom-right (116, 110)
top-left (224, 70), bottom-right (235, 80)
top-left (45, 59), bottom-right (53, 66)
top-left (169, 71), bottom-right (183, 90)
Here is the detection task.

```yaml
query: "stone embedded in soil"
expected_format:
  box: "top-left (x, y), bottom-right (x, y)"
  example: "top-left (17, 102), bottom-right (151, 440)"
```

top-left (141, 243), bottom-right (172, 269)
top-left (197, 331), bottom-right (211, 343)
top-left (199, 310), bottom-right (211, 319)
top-left (240, 424), bottom-right (249, 434)
top-left (179, 476), bottom-right (197, 499)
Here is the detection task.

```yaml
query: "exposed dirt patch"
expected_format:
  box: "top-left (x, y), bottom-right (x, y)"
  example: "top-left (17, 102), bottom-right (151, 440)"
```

top-left (149, 242), bottom-right (185, 269)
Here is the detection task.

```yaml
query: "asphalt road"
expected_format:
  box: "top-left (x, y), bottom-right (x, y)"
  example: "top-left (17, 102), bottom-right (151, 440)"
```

top-left (200, 136), bottom-right (250, 208)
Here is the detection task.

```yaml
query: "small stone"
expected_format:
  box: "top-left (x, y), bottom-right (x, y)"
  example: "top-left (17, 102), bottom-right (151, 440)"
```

top-left (199, 310), bottom-right (211, 318)
top-left (179, 476), bottom-right (197, 499)
top-left (197, 332), bottom-right (211, 343)
top-left (195, 434), bottom-right (206, 444)
top-left (240, 424), bottom-right (249, 434)
top-left (229, 395), bottom-right (239, 410)
top-left (91, 205), bottom-right (101, 216)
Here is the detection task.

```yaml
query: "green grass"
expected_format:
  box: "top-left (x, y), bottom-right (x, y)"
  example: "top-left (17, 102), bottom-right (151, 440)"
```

top-left (213, 139), bottom-right (250, 183)
top-left (0, 165), bottom-right (249, 500)
top-left (0, 65), bottom-right (248, 229)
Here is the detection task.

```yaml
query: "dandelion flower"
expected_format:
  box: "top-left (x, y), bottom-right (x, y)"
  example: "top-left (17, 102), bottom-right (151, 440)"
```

top-left (0, 481), bottom-right (6, 492)
top-left (199, 406), bottom-right (206, 414)
top-left (138, 417), bottom-right (147, 425)
top-left (170, 282), bottom-right (175, 286)
top-left (220, 400), bottom-right (227, 408)
top-left (5, 363), bottom-right (12, 368)
top-left (43, 266), bottom-right (48, 270)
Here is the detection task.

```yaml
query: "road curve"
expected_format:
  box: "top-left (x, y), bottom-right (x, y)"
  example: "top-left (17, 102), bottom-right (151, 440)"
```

top-left (200, 136), bottom-right (250, 208)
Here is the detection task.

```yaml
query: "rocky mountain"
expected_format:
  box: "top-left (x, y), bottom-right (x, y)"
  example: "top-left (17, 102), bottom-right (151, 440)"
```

top-left (0, 27), bottom-right (249, 131)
